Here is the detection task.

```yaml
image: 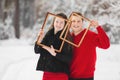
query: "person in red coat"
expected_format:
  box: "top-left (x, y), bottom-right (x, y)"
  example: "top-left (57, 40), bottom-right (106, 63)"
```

top-left (69, 12), bottom-right (110, 80)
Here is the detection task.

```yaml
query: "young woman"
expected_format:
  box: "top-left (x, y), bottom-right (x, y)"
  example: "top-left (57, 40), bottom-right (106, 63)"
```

top-left (34, 13), bottom-right (73, 80)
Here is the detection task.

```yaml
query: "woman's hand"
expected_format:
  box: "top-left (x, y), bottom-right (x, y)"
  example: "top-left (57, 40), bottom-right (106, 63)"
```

top-left (42, 45), bottom-right (57, 56)
top-left (90, 20), bottom-right (99, 28)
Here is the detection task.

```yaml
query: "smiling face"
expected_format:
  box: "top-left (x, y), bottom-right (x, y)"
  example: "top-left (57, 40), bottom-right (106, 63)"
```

top-left (54, 17), bottom-right (65, 33)
top-left (71, 15), bottom-right (83, 35)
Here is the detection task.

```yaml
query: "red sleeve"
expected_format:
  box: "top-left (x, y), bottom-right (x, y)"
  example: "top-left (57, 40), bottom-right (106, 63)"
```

top-left (94, 26), bottom-right (110, 49)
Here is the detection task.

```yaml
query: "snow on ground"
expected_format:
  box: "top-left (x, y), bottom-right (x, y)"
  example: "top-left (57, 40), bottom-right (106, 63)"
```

top-left (0, 39), bottom-right (120, 80)
top-left (95, 45), bottom-right (120, 80)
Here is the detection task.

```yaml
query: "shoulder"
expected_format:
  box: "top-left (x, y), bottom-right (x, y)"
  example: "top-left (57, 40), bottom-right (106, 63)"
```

top-left (45, 28), bottom-right (54, 37)
top-left (86, 29), bottom-right (97, 38)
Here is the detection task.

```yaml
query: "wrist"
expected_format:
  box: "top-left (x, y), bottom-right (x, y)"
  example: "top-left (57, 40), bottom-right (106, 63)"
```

top-left (96, 25), bottom-right (101, 28)
top-left (96, 25), bottom-right (99, 28)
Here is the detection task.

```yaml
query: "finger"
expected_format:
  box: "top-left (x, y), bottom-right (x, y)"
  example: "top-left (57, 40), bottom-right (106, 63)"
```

top-left (51, 45), bottom-right (55, 50)
top-left (42, 46), bottom-right (48, 50)
top-left (42, 46), bottom-right (46, 49)
top-left (51, 45), bottom-right (54, 48)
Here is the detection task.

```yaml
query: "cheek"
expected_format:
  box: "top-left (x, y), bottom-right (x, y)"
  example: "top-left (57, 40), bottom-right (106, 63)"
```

top-left (61, 23), bottom-right (65, 28)
top-left (60, 25), bottom-right (64, 30)
top-left (71, 22), bottom-right (75, 25)
top-left (71, 26), bottom-right (75, 31)
top-left (70, 24), bottom-right (74, 27)
top-left (79, 22), bottom-right (83, 25)
top-left (54, 23), bottom-right (56, 27)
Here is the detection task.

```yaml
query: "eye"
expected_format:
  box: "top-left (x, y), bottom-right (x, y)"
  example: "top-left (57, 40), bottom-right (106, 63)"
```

top-left (56, 21), bottom-right (58, 23)
top-left (60, 21), bottom-right (64, 24)
top-left (77, 20), bottom-right (82, 23)
top-left (72, 20), bottom-right (75, 23)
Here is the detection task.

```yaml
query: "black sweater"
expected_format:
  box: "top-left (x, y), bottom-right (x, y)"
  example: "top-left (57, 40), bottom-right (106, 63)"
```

top-left (34, 28), bottom-right (73, 75)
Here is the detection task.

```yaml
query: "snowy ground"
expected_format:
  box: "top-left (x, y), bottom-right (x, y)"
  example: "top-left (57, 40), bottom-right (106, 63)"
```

top-left (0, 39), bottom-right (120, 80)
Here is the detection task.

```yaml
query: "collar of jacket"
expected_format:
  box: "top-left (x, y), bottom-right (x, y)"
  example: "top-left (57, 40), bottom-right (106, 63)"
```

top-left (47, 28), bottom-right (63, 38)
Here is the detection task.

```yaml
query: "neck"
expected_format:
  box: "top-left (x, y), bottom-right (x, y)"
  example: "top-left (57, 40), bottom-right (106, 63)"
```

top-left (54, 30), bottom-right (58, 34)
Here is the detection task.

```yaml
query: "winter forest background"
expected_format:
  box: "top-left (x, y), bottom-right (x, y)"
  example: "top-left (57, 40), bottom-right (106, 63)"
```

top-left (0, 0), bottom-right (120, 43)
top-left (0, 0), bottom-right (120, 80)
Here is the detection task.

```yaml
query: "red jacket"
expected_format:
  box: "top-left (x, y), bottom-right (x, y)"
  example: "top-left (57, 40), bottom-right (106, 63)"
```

top-left (70, 26), bottom-right (110, 78)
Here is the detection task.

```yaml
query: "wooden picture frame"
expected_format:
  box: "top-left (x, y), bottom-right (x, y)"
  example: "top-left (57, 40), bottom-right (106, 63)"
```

top-left (60, 12), bottom-right (91, 47)
top-left (36, 12), bottom-right (69, 52)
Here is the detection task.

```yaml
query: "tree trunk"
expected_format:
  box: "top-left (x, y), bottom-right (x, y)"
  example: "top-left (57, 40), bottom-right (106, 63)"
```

top-left (0, 0), bottom-right (3, 20)
top-left (14, 0), bottom-right (20, 39)
top-left (3, 12), bottom-right (7, 24)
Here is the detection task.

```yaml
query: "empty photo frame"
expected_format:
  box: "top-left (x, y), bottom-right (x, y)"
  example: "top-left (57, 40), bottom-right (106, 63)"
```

top-left (60, 12), bottom-right (91, 47)
top-left (36, 12), bottom-right (69, 52)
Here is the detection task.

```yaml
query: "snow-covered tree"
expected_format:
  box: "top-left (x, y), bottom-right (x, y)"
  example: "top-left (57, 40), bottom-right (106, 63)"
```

top-left (0, 0), bottom-right (120, 43)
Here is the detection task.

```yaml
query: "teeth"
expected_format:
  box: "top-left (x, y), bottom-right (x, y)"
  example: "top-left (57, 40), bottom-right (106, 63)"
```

top-left (74, 26), bottom-right (79, 28)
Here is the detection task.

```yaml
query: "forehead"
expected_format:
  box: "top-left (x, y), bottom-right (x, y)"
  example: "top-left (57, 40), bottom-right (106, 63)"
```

top-left (71, 15), bottom-right (82, 21)
top-left (55, 17), bottom-right (64, 21)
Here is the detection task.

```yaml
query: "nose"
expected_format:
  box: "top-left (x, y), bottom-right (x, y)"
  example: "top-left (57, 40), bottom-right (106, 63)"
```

top-left (58, 22), bottom-right (62, 26)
